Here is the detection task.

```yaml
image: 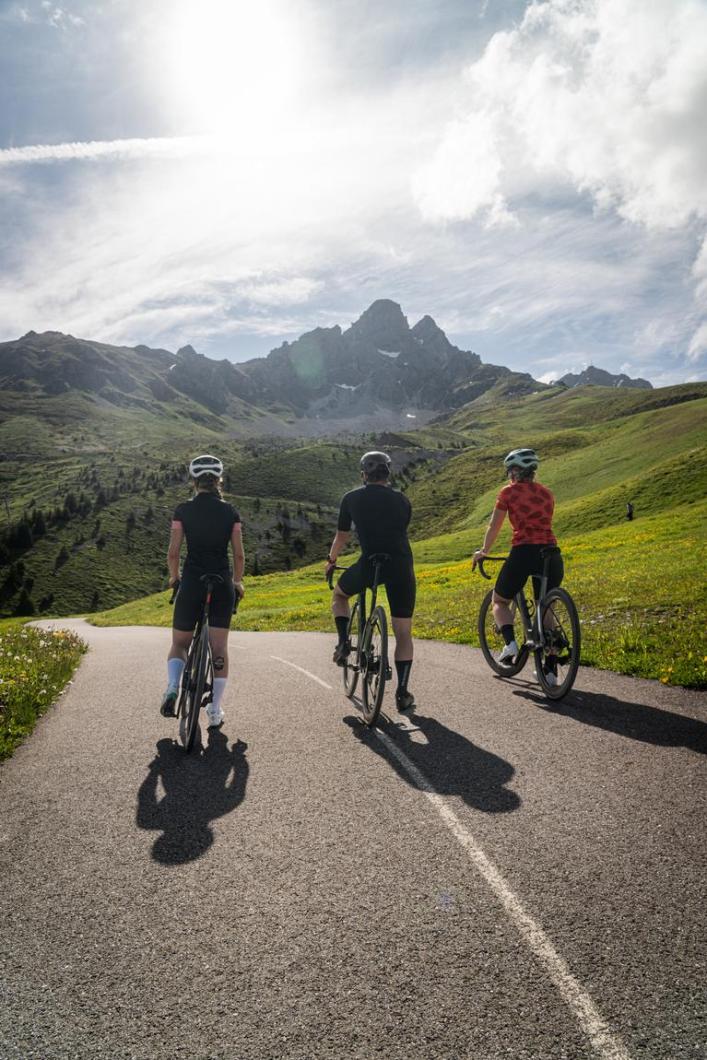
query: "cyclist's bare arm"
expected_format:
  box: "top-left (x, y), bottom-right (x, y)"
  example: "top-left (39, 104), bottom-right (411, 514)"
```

top-left (326, 529), bottom-right (351, 574)
top-left (473, 508), bottom-right (505, 568)
top-left (231, 522), bottom-right (245, 596)
top-left (167, 523), bottom-right (184, 586)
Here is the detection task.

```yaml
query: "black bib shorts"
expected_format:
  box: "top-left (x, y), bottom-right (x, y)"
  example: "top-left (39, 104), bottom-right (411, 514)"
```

top-left (173, 565), bottom-right (236, 631)
top-left (337, 554), bottom-right (416, 619)
top-left (494, 544), bottom-right (564, 602)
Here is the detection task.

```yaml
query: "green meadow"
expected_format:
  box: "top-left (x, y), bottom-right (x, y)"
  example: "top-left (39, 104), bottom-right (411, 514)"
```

top-left (93, 501), bottom-right (707, 689)
top-left (0, 622), bottom-right (86, 760)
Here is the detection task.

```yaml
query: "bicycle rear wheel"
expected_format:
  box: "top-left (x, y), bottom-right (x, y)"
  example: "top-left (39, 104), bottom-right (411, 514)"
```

top-left (343, 598), bottom-right (362, 698)
top-left (535, 587), bottom-right (581, 700)
top-left (179, 624), bottom-right (209, 751)
top-left (361, 606), bottom-right (388, 727)
top-left (478, 589), bottom-right (528, 676)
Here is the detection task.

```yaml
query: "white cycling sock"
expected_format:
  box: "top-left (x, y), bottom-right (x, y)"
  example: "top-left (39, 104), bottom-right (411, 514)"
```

top-left (211, 678), bottom-right (227, 711)
top-left (167, 657), bottom-right (185, 691)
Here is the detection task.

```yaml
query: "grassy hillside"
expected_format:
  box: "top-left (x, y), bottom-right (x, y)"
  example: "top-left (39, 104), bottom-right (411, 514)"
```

top-left (0, 432), bottom-right (451, 616)
top-left (92, 501), bottom-right (706, 689)
top-left (3, 379), bottom-right (706, 688)
top-left (407, 392), bottom-right (707, 538)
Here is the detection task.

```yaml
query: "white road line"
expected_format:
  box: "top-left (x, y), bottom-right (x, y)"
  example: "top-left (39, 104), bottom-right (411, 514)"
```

top-left (266, 656), bottom-right (630, 1059)
top-left (376, 727), bottom-right (631, 1060)
top-left (270, 656), bottom-right (333, 690)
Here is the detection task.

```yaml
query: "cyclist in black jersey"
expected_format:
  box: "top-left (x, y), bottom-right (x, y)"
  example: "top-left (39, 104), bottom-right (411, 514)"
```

top-left (325, 451), bottom-right (416, 711)
top-left (161, 454), bottom-right (245, 728)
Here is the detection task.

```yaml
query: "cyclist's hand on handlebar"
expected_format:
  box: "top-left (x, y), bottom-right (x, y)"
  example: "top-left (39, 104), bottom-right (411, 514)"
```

top-left (472, 549), bottom-right (487, 571)
top-left (233, 580), bottom-right (245, 599)
top-left (168, 575), bottom-right (180, 589)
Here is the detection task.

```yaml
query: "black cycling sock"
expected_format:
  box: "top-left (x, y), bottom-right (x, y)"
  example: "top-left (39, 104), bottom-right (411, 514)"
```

top-left (335, 616), bottom-right (349, 644)
top-left (395, 659), bottom-right (412, 692)
top-left (501, 624), bottom-right (516, 646)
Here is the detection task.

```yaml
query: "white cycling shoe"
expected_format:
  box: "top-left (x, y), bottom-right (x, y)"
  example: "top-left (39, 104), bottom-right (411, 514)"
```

top-left (497, 641), bottom-right (519, 666)
top-left (205, 704), bottom-right (224, 729)
top-left (533, 665), bottom-right (559, 687)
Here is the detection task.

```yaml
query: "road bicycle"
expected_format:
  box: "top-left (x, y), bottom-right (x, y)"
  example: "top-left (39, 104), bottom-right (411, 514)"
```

top-left (170, 574), bottom-right (239, 752)
top-left (327, 553), bottom-right (393, 727)
top-left (476, 547), bottom-right (581, 700)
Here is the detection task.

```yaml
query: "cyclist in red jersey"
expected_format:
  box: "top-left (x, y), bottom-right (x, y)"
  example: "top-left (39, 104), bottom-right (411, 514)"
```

top-left (472, 448), bottom-right (563, 678)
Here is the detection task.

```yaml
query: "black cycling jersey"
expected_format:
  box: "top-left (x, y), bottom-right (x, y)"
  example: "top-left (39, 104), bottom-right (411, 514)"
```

top-left (173, 493), bottom-right (241, 574)
top-left (337, 484), bottom-right (412, 558)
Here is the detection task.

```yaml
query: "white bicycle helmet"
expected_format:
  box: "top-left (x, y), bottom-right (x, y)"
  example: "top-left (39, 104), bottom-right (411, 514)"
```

top-left (503, 448), bottom-right (539, 472)
top-left (188, 454), bottom-right (224, 478)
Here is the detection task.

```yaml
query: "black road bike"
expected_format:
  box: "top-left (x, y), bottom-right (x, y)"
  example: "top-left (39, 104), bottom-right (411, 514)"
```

top-left (476, 547), bottom-right (581, 700)
top-left (327, 554), bottom-right (393, 727)
top-left (170, 574), bottom-right (238, 752)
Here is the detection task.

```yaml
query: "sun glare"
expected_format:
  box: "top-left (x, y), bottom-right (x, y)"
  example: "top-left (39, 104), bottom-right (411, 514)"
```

top-left (167, 0), bottom-right (303, 137)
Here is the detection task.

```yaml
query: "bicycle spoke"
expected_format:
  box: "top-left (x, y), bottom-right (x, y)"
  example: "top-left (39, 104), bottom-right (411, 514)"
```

top-left (537, 588), bottom-right (580, 699)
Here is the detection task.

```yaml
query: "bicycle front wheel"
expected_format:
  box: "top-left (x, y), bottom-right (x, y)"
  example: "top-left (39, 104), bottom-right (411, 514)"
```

top-left (361, 606), bottom-right (388, 727)
top-left (179, 625), bottom-right (209, 751)
top-left (535, 587), bottom-right (581, 700)
top-left (343, 599), bottom-right (362, 698)
top-left (478, 589), bottom-right (528, 676)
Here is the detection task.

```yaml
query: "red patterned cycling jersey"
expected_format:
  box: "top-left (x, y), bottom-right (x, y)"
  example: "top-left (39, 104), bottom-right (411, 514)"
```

top-left (495, 480), bottom-right (557, 546)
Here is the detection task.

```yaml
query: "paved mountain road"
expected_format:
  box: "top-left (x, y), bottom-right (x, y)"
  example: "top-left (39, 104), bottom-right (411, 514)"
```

top-left (1, 622), bottom-right (705, 1060)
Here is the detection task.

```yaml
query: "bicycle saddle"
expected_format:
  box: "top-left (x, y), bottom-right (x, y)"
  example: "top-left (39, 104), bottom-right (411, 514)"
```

top-left (368, 552), bottom-right (391, 564)
top-left (199, 573), bottom-right (225, 584)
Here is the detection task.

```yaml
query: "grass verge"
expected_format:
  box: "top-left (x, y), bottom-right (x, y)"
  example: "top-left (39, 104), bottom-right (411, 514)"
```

top-left (91, 502), bottom-right (706, 690)
top-left (0, 624), bottom-right (86, 761)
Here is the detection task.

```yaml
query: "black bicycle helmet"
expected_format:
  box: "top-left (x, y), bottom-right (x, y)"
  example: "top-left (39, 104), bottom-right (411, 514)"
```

top-left (360, 450), bottom-right (392, 475)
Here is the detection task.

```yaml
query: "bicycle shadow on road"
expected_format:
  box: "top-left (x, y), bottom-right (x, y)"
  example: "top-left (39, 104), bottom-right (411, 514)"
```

top-left (344, 707), bottom-right (520, 813)
top-left (512, 686), bottom-right (707, 753)
top-left (136, 730), bottom-right (249, 865)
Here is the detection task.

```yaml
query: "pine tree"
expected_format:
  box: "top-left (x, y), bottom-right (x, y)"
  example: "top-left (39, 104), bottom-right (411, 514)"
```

top-left (55, 545), bottom-right (70, 570)
top-left (14, 588), bottom-right (35, 616)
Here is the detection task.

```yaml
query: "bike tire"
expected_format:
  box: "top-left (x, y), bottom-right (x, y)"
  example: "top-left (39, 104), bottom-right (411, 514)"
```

top-left (535, 587), bottom-right (581, 700)
top-left (361, 606), bottom-right (388, 727)
top-left (478, 589), bottom-right (528, 676)
top-left (180, 624), bottom-right (209, 751)
top-left (343, 599), bottom-right (361, 698)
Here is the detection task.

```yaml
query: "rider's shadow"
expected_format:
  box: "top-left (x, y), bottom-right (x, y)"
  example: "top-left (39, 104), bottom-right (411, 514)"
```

top-left (136, 730), bottom-right (249, 865)
top-left (512, 686), bottom-right (707, 754)
top-left (344, 709), bottom-right (520, 814)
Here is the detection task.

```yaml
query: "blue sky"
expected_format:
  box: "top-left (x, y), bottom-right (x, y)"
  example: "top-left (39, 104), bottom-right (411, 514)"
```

top-left (0, 0), bottom-right (706, 386)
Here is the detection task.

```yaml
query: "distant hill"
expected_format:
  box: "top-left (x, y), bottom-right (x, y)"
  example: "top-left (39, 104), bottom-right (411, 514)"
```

top-left (558, 365), bottom-right (652, 389)
top-left (0, 302), bottom-right (544, 439)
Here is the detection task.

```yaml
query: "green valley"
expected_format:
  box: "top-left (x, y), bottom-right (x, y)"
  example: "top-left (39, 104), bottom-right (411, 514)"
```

top-left (1, 320), bottom-right (705, 690)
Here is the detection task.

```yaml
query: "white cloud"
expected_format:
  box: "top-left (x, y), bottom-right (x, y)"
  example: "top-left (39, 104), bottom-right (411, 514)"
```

top-left (687, 322), bottom-right (707, 361)
top-left (239, 277), bottom-right (323, 307)
top-left (414, 0), bottom-right (707, 231)
top-left (0, 136), bottom-right (207, 166)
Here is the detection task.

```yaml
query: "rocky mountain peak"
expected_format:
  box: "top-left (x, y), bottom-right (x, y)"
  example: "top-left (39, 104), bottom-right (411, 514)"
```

top-left (346, 299), bottom-right (410, 349)
top-left (559, 365), bottom-right (652, 390)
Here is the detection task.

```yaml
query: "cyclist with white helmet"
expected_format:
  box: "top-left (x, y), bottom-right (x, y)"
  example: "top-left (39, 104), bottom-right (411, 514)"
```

top-left (326, 451), bottom-right (417, 712)
top-left (161, 454), bottom-right (245, 727)
top-left (473, 448), bottom-right (563, 678)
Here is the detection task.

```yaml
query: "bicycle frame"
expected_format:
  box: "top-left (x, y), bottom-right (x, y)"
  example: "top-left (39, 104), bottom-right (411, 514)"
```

top-left (342, 560), bottom-right (384, 676)
top-left (479, 547), bottom-right (559, 651)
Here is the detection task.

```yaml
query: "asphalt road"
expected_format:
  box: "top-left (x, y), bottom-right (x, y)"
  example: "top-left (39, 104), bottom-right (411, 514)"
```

top-left (1, 621), bottom-right (705, 1060)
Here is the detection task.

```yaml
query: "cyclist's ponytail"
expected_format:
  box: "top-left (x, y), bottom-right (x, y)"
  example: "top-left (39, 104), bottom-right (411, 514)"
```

top-left (512, 467), bottom-right (536, 483)
top-left (193, 472), bottom-right (223, 498)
